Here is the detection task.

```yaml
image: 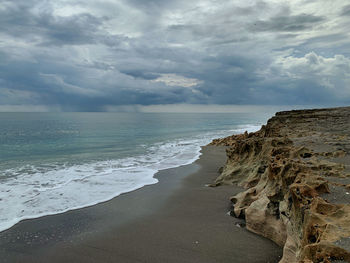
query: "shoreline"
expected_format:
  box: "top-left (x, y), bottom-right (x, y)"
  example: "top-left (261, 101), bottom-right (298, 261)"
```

top-left (0, 124), bottom-right (262, 234)
top-left (0, 146), bottom-right (282, 263)
top-left (0, 140), bottom-right (206, 234)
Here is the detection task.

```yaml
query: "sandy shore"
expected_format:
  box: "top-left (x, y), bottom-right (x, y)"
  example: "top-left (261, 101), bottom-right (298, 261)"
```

top-left (0, 146), bottom-right (281, 263)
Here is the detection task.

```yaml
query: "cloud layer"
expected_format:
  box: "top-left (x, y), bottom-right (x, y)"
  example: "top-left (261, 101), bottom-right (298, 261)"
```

top-left (0, 0), bottom-right (350, 111)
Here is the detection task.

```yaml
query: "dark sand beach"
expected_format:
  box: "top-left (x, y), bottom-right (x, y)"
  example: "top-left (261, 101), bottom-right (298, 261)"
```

top-left (0, 146), bottom-right (282, 263)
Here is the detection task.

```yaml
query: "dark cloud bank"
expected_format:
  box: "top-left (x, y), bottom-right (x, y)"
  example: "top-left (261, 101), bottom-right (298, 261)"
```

top-left (0, 0), bottom-right (350, 111)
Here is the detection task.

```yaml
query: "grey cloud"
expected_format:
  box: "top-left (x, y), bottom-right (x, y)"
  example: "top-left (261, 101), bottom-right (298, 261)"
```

top-left (341, 5), bottom-right (350, 16)
top-left (0, 1), bottom-right (107, 46)
top-left (232, 1), bottom-right (269, 16)
top-left (38, 14), bottom-right (106, 46)
top-left (0, 48), bottom-right (205, 110)
top-left (0, 0), bottom-right (349, 111)
top-left (119, 70), bottom-right (160, 80)
top-left (250, 14), bottom-right (325, 32)
top-left (122, 0), bottom-right (187, 12)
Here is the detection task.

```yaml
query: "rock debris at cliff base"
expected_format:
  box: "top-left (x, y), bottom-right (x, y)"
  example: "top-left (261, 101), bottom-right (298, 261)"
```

top-left (210, 107), bottom-right (350, 263)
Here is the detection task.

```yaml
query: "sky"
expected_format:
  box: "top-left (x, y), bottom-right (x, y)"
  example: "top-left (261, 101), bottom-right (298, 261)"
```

top-left (0, 0), bottom-right (350, 111)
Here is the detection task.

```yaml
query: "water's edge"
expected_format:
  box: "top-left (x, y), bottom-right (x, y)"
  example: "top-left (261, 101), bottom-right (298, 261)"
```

top-left (0, 125), bottom-right (261, 233)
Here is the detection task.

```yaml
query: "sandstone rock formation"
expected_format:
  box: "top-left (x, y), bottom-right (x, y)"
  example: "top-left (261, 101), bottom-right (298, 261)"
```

top-left (210, 107), bottom-right (350, 262)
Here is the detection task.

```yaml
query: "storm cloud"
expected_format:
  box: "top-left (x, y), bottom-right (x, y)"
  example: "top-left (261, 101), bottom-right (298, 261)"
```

top-left (0, 0), bottom-right (350, 111)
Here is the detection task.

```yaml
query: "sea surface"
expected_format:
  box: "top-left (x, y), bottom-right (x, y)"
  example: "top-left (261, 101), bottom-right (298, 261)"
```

top-left (0, 112), bottom-right (270, 232)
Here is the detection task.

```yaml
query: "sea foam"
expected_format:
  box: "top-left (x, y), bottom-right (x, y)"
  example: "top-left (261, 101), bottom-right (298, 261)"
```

top-left (0, 125), bottom-right (261, 232)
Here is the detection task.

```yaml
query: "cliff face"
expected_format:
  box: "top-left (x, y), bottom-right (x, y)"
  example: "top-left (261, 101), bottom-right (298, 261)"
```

top-left (210, 107), bottom-right (350, 262)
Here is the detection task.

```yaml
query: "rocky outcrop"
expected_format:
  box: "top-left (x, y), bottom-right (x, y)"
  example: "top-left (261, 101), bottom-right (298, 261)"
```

top-left (210, 107), bottom-right (350, 262)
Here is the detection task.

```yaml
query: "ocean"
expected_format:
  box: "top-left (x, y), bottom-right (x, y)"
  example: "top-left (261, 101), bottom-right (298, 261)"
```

top-left (0, 112), bottom-right (270, 232)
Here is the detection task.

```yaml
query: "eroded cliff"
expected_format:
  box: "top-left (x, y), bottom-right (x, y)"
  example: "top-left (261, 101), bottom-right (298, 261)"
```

top-left (210, 107), bottom-right (350, 262)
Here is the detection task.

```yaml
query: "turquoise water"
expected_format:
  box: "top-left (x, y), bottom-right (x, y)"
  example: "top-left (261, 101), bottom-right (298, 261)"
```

top-left (0, 112), bottom-right (269, 232)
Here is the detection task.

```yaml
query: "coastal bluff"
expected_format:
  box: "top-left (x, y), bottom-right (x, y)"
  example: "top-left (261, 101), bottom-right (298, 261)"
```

top-left (210, 107), bottom-right (350, 262)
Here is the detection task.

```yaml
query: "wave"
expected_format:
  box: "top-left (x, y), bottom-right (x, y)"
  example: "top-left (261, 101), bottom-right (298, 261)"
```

top-left (0, 124), bottom-right (261, 232)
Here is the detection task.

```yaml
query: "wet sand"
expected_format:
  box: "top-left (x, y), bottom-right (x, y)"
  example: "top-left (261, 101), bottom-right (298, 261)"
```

top-left (0, 146), bottom-right (282, 263)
